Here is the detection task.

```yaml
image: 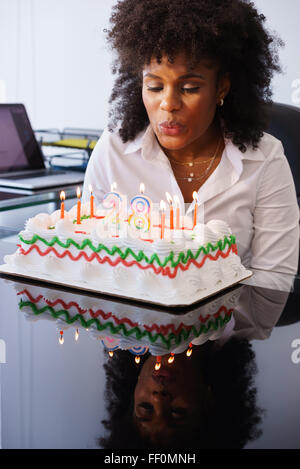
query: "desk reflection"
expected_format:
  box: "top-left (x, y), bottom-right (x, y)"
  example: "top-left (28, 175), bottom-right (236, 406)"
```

top-left (6, 268), bottom-right (295, 449)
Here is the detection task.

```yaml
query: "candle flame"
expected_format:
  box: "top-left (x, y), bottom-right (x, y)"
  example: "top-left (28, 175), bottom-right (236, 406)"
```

top-left (160, 200), bottom-right (166, 212)
top-left (60, 191), bottom-right (65, 201)
top-left (186, 345), bottom-right (193, 357)
top-left (59, 331), bottom-right (64, 345)
top-left (135, 356), bottom-right (141, 364)
top-left (75, 329), bottom-right (79, 341)
top-left (168, 354), bottom-right (175, 364)
top-left (165, 192), bottom-right (173, 205)
top-left (89, 184), bottom-right (93, 194)
top-left (139, 182), bottom-right (145, 194)
top-left (154, 356), bottom-right (161, 370)
top-left (193, 191), bottom-right (199, 202)
top-left (173, 195), bottom-right (180, 207)
top-left (77, 186), bottom-right (81, 198)
top-left (108, 351), bottom-right (114, 358)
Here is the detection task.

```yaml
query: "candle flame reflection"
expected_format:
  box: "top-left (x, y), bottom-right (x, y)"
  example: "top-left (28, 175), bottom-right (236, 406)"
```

top-left (160, 200), bottom-right (166, 212)
top-left (165, 192), bottom-right (173, 205)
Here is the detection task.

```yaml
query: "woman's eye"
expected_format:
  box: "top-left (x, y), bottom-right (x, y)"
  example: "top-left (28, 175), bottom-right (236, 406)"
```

top-left (171, 408), bottom-right (187, 418)
top-left (146, 86), bottom-right (200, 93)
top-left (182, 87), bottom-right (200, 93)
top-left (146, 86), bottom-right (163, 92)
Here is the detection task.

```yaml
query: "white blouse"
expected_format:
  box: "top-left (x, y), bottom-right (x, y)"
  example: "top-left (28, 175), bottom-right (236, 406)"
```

top-left (82, 124), bottom-right (300, 274)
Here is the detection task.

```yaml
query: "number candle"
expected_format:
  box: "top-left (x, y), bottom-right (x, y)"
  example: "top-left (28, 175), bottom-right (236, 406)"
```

top-left (60, 191), bottom-right (65, 219)
top-left (174, 195), bottom-right (181, 230)
top-left (193, 191), bottom-right (199, 228)
top-left (165, 192), bottom-right (174, 230)
top-left (102, 188), bottom-right (122, 235)
top-left (160, 200), bottom-right (166, 239)
top-left (76, 186), bottom-right (81, 224)
top-left (89, 184), bottom-right (94, 218)
top-left (128, 183), bottom-right (152, 235)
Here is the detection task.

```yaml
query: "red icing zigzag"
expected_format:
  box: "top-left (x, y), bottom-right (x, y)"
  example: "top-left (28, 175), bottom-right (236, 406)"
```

top-left (18, 243), bottom-right (236, 279)
top-left (18, 289), bottom-right (233, 335)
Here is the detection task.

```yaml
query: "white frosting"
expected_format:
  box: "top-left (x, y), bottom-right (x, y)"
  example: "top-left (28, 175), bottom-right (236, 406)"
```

top-left (26, 213), bottom-right (52, 233)
top-left (206, 219), bottom-right (232, 238)
top-left (55, 218), bottom-right (76, 237)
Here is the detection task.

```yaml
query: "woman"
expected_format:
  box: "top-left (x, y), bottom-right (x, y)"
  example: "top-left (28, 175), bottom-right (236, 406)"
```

top-left (83, 0), bottom-right (299, 274)
top-left (100, 340), bottom-right (263, 449)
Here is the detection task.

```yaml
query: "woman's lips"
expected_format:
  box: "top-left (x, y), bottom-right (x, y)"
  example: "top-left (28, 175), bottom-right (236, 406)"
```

top-left (158, 121), bottom-right (185, 136)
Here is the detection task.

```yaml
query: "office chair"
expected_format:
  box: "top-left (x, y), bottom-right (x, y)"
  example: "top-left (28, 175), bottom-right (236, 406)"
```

top-left (265, 102), bottom-right (300, 206)
top-left (265, 102), bottom-right (300, 284)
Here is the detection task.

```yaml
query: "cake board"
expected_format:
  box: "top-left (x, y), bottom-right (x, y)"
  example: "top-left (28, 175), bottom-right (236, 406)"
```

top-left (0, 263), bottom-right (253, 307)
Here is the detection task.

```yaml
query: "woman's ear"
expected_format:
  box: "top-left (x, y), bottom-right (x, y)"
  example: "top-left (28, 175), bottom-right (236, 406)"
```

top-left (217, 72), bottom-right (231, 104)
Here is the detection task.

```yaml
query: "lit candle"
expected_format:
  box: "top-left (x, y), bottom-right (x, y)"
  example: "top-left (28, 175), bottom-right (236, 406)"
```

top-left (168, 353), bottom-right (175, 364)
top-left (174, 195), bottom-right (180, 230)
top-left (128, 183), bottom-right (152, 235)
top-left (59, 330), bottom-right (64, 345)
top-left (89, 184), bottom-right (94, 218)
top-left (165, 192), bottom-right (174, 230)
top-left (102, 183), bottom-right (123, 235)
top-left (76, 186), bottom-right (81, 224)
top-left (186, 342), bottom-right (193, 357)
top-left (193, 191), bottom-right (199, 228)
top-left (154, 356), bottom-right (161, 371)
top-left (60, 191), bottom-right (65, 219)
top-left (160, 200), bottom-right (166, 239)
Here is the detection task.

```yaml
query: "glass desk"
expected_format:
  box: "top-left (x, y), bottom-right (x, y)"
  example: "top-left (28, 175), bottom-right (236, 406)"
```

top-left (0, 232), bottom-right (299, 451)
top-left (0, 187), bottom-right (78, 234)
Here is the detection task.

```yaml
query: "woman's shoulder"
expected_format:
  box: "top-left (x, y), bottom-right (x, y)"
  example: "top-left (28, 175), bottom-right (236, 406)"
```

top-left (252, 132), bottom-right (286, 161)
top-left (229, 132), bottom-right (286, 166)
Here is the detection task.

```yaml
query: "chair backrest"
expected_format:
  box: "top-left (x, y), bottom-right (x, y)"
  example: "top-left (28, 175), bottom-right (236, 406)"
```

top-left (265, 102), bottom-right (300, 205)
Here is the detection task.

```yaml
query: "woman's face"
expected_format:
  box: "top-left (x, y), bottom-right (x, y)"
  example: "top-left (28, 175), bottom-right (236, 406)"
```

top-left (134, 352), bottom-right (211, 444)
top-left (142, 53), bottom-right (230, 153)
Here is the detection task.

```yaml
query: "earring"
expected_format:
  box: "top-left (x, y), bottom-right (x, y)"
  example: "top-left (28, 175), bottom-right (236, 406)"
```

top-left (219, 98), bottom-right (224, 107)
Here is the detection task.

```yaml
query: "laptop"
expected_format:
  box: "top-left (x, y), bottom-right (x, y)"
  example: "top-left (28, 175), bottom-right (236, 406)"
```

top-left (0, 103), bottom-right (85, 190)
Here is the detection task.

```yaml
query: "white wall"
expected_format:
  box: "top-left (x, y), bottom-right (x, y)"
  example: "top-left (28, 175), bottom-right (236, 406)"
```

top-left (0, 0), bottom-right (299, 130)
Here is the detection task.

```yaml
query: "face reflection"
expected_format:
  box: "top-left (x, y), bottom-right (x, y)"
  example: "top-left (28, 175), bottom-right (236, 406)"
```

top-left (142, 53), bottom-right (230, 156)
top-left (134, 351), bottom-right (211, 444)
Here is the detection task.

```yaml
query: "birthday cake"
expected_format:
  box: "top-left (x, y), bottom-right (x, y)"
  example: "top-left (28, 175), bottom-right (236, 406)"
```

top-left (3, 199), bottom-right (251, 305)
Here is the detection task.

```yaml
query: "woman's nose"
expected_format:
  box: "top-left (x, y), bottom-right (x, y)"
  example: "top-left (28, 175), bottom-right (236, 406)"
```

top-left (160, 89), bottom-right (181, 112)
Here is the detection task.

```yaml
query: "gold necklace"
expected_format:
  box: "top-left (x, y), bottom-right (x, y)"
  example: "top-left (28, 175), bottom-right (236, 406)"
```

top-left (167, 155), bottom-right (213, 166)
top-left (170, 137), bottom-right (222, 183)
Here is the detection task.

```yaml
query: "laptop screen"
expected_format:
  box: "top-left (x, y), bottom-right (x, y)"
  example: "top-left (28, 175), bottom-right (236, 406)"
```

top-left (0, 104), bottom-right (44, 173)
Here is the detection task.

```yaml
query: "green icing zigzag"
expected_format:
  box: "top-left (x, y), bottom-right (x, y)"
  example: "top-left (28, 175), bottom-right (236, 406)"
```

top-left (19, 300), bottom-right (232, 349)
top-left (18, 233), bottom-right (236, 268)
